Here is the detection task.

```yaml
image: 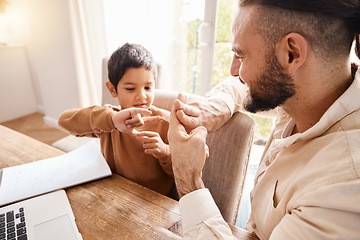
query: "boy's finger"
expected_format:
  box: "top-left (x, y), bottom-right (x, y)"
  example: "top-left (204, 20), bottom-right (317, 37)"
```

top-left (125, 118), bottom-right (143, 126)
top-left (135, 113), bottom-right (144, 125)
top-left (131, 108), bottom-right (152, 116)
top-left (135, 131), bottom-right (157, 137)
top-left (135, 135), bottom-right (148, 141)
top-left (124, 108), bottom-right (152, 121)
top-left (142, 116), bottom-right (161, 123)
top-left (131, 129), bottom-right (140, 135)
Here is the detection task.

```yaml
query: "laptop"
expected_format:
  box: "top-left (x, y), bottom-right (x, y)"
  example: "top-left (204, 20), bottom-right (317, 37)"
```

top-left (0, 190), bottom-right (82, 240)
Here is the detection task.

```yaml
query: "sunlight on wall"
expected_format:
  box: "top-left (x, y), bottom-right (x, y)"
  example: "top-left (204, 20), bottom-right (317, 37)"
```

top-left (351, 41), bottom-right (360, 64)
top-left (102, 0), bottom-right (205, 90)
top-left (103, 0), bottom-right (173, 61)
top-left (0, 1), bottom-right (28, 45)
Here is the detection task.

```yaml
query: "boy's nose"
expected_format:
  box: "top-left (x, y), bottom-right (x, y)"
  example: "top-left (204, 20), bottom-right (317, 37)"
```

top-left (136, 90), bottom-right (147, 100)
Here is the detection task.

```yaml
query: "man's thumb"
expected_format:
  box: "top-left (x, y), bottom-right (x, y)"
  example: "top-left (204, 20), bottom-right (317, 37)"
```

top-left (190, 126), bottom-right (208, 141)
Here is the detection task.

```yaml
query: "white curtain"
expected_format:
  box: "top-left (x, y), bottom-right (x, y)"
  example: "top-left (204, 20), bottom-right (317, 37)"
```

top-left (68, 0), bottom-right (107, 107)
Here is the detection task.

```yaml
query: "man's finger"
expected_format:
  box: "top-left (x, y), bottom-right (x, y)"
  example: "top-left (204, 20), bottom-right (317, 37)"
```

top-left (182, 103), bottom-right (201, 117)
top-left (189, 126), bottom-right (208, 142)
top-left (189, 126), bottom-right (208, 157)
top-left (188, 126), bottom-right (210, 157)
top-left (169, 101), bottom-right (187, 141)
top-left (205, 144), bottom-right (209, 158)
top-left (174, 97), bottom-right (200, 118)
top-left (177, 93), bottom-right (188, 104)
top-left (176, 109), bottom-right (200, 132)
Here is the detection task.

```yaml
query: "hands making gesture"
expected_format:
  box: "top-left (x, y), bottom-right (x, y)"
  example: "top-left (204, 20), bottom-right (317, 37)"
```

top-left (111, 108), bottom-right (161, 134)
top-left (111, 107), bottom-right (169, 159)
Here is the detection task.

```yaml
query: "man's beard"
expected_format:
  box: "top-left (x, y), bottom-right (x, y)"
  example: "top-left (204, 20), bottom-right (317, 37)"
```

top-left (243, 51), bottom-right (296, 113)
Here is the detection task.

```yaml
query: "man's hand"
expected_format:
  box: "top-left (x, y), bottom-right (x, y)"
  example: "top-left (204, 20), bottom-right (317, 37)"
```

top-left (112, 108), bottom-right (161, 134)
top-left (174, 93), bottom-right (231, 133)
top-left (134, 131), bottom-right (170, 159)
top-left (168, 94), bottom-right (209, 198)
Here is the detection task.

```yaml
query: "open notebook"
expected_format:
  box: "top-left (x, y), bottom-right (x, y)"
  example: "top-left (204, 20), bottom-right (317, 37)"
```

top-left (0, 141), bottom-right (111, 206)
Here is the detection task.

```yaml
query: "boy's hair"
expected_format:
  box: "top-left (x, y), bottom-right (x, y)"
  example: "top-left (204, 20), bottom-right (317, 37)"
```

top-left (239, 0), bottom-right (360, 62)
top-left (107, 43), bottom-right (157, 91)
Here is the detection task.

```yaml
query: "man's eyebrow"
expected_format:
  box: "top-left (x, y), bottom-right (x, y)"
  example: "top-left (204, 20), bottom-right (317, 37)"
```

top-left (231, 47), bottom-right (246, 55)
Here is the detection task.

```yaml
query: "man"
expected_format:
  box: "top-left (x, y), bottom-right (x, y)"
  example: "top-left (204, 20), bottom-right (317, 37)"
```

top-left (168, 0), bottom-right (360, 239)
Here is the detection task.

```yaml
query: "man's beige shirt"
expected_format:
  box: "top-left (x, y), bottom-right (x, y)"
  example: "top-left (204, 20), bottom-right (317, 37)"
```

top-left (180, 67), bottom-right (360, 239)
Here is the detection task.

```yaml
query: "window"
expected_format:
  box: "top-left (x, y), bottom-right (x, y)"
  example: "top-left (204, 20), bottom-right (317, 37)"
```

top-left (103, 0), bottom-right (273, 143)
top-left (103, 0), bottom-right (214, 94)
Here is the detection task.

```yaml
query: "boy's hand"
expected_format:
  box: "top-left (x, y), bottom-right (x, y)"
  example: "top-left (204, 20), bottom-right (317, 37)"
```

top-left (112, 108), bottom-right (161, 134)
top-left (134, 131), bottom-right (170, 159)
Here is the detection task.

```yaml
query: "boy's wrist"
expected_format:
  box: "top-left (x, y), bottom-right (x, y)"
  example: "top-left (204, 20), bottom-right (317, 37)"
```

top-left (105, 109), bottom-right (118, 131)
top-left (158, 145), bottom-right (171, 162)
top-left (110, 112), bottom-right (116, 128)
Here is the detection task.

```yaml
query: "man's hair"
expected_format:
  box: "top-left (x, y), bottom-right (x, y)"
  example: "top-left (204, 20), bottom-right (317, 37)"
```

top-left (239, 0), bottom-right (360, 62)
top-left (107, 43), bottom-right (157, 90)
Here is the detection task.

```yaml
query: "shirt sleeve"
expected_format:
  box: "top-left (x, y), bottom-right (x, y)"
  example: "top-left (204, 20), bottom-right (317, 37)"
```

top-left (58, 105), bottom-right (117, 137)
top-left (205, 76), bottom-right (277, 118)
top-left (205, 76), bottom-right (246, 115)
top-left (179, 188), bottom-right (237, 239)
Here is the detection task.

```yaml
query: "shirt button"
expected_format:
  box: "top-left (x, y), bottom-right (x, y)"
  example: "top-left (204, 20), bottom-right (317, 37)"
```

top-left (265, 160), bottom-right (270, 166)
top-left (252, 223), bottom-right (257, 229)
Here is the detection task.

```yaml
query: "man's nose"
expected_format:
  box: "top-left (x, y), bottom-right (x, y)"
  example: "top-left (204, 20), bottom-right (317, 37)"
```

top-left (230, 55), bottom-right (240, 77)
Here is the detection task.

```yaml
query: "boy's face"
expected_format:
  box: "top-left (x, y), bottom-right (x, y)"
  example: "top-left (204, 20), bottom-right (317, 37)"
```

top-left (112, 66), bottom-right (155, 109)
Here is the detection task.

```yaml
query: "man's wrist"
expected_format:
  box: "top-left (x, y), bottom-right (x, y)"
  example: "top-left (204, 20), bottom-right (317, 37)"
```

top-left (204, 99), bottom-right (232, 133)
top-left (175, 174), bottom-right (205, 198)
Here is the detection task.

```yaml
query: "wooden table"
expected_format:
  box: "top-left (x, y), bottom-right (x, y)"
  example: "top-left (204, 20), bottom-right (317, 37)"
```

top-left (0, 125), bottom-right (258, 239)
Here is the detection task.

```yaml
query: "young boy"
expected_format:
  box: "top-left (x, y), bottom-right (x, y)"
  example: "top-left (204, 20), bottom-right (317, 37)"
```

top-left (58, 43), bottom-right (175, 198)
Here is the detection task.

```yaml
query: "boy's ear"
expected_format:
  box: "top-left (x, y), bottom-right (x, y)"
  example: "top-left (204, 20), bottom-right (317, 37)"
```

top-left (276, 32), bottom-right (307, 73)
top-left (106, 81), bottom-right (118, 98)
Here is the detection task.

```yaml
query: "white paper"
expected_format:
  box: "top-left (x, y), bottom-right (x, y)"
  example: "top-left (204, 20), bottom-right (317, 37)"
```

top-left (0, 141), bottom-right (112, 206)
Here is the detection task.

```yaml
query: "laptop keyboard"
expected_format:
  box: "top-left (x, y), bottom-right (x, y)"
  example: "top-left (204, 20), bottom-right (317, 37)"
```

top-left (0, 207), bottom-right (27, 240)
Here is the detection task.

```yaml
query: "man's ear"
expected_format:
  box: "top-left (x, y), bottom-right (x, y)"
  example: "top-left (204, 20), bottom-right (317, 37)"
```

top-left (276, 33), bottom-right (308, 73)
top-left (106, 81), bottom-right (118, 97)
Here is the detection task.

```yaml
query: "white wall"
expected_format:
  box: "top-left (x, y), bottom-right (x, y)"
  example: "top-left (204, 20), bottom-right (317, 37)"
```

top-left (26, 0), bottom-right (81, 127)
top-left (0, 0), bottom-right (84, 126)
top-left (0, 46), bottom-right (37, 122)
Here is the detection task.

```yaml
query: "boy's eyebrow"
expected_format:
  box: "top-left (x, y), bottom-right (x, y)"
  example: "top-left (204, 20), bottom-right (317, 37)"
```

top-left (122, 81), bottom-right (154, 85)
